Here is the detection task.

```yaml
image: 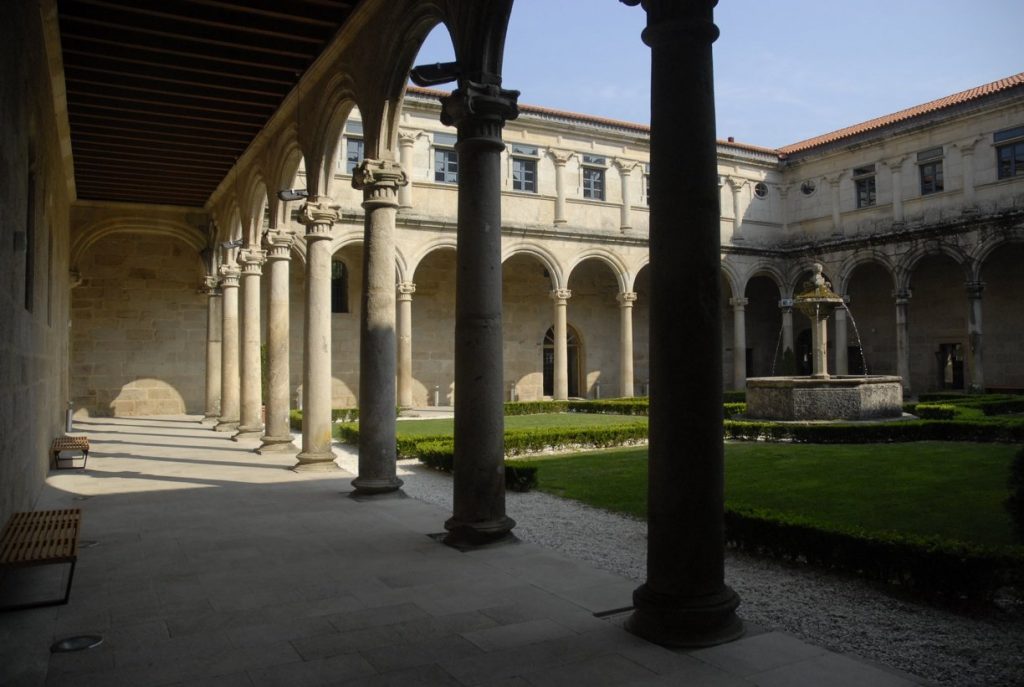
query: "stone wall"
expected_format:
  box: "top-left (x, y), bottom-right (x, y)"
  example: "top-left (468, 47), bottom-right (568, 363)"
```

top-left (0, 2), bottom-right (74, 524)
top-left (71, 235), bottom-right (206, 415)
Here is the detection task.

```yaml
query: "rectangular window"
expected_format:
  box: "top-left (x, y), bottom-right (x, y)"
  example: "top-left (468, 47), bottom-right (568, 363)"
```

top-left (917, 147), bottom-right (943, 195)
top-left (644, 162), bottom-right (651, 205)
top-left (343, 137), bottom-right (364, 174)
top-left (853, 164), bottom-right (876, 208)
top-left (434, 148), bottom-right (458, 184)
top-left (582, 167), bottom-right (605, 200)
top-left (995, 126), bottom-right (1024, 179)
top-left (512, 157), bottom-right (537, 192)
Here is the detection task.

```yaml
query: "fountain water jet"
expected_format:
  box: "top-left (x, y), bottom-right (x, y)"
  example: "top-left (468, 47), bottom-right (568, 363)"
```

top-left (746, 263), bottom-right (903, 421)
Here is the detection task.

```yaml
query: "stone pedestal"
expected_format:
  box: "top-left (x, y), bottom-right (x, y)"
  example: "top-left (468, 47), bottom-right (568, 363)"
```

top-left (294, 200), bottom-right (339, 471)
top-left (259, 231), bottom-right (297, 454)
top-left (235, 249), bottom-right (266, 440)
top-left (352, 159), bottom-right (407, 495)
top-left (441, 82), bottom-right (519, 548)
top-left (215, 264), bottom-right (241, 432)
top-left (746, 376), bottom-right (904, 420)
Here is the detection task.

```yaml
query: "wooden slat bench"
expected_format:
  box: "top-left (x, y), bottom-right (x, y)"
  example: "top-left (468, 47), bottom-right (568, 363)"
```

top-left (0, 509), bottom-right (81, 611)
top-left (51, 435), bottom-right (89, 469)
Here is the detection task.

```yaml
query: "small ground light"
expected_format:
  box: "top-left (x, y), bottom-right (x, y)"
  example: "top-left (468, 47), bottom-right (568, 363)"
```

top-left (51, 635), bottom-right (103, 653)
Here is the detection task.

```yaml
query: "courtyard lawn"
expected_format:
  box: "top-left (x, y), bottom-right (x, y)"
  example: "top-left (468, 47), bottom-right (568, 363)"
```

top-left (387, 412), bottom-right (646, 439)
top-left (514, 441), bottom-right (1020, 547)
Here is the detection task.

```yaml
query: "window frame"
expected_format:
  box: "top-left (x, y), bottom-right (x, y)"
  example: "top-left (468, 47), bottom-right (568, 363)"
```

top-left (995, 126), bottom-right (1024, 180)
top-left (581, 154), bottom-right (607, 201)
top-left (510, 144), bottom-right (539, 193)
top-left (852, 164), bottom-right (877, 209)
top-left (433, 132), bottom-right (459, 185)
top-left (917, 147), bottom-right (944, 195)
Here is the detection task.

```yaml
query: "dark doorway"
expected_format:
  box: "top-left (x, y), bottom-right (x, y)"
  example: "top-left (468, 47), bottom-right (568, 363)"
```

top-left (796, 329), bottom-right (812, 376)
top-left (936, 343), bottom-right (964, 390)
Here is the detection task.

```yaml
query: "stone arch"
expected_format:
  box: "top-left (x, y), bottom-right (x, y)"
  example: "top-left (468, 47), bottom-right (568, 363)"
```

top-left (303, 72), bottom-right (359, 199)
top-left (970, 226), bottom-right (1024, 281)
top-left (566, 248), bottom-right (628, 293)
top-left (837, 251), bottom-right (896, 295)
top-left (896, 242), bottom-right (970, 291)
top-left (409, 237), bottom-right (459, 279)
top-left (266, 126), bottom-right (307, 230)
top-left (738, 260), bottom-right (786, 297)
top-left (719, 258), bottom-right (743, 300)
top-left (71, 217), bottom-right (206, 276)
top-left (502, 242), bottom-right (563, 290)
top-left (625, 254), bottom-right (650, 293)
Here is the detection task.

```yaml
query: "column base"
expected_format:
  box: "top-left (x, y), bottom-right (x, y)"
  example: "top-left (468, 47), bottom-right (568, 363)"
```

top-left (214, 420), bottom-right (239, 432)
top-left (201, 415), bottom-right (219, 425)
top-left (232, 425), bottom-right (264, 441)
top-left (257, 435), bottom-right (297, 454)
top-left (292, 451), bottom-right (340, 472)
top-left (351, 476), bottom-right (404, 495)
top-left (626, 583), bottom-right (743, 648)
top-left (442, 515), bottom-right (517, 549)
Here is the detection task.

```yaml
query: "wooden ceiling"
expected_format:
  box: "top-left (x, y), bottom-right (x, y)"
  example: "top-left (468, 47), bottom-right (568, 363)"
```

top-left (57, 0), bottom-right (359, 207)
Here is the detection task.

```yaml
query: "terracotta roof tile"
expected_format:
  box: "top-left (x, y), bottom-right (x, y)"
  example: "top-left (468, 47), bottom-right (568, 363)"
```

top-left (778, 72), bottom-right (1024, 155)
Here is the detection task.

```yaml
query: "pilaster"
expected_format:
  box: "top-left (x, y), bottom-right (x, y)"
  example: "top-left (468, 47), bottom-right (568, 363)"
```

top-left (614, 158), bottom-right (639, 232)
top-left (549, 149), bottom-right (575, 225)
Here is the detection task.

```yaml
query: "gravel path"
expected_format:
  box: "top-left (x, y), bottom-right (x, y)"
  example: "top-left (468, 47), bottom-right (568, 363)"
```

top-left (335, 445), bottom-right (1024, 686)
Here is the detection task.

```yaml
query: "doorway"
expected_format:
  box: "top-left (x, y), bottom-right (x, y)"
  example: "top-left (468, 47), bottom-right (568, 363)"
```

top-left (936, 343), bottom-right (964, 390)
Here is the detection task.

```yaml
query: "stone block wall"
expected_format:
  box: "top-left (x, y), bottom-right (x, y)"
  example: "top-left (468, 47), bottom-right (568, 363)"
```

top-left (71, 235), bottom-right (206, 415)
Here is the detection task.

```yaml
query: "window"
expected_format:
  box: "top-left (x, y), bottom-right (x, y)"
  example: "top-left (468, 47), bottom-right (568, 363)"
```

top-left (800, 179), bottom-right (816, 196)
top-left (753, 181), bottom-right (768, 198)
top-left (338, 120), bottom-right (364, 174)
top-left (853, 165), bottom-right (876, 208)
top-left (433, 132), bottom-right (459, 184)
top-left (581, 154), bottom-right (606, 201)
top-left (331, 260), bottom-right (349, 314)
top-left (918, 147), bottom-right (944, 195)
top-left (644, 163), bottom-right (651, 205)
top-left (995, 125), bottom-right (1024, 179)
top-left (510, 144), bottom-right (538, 192)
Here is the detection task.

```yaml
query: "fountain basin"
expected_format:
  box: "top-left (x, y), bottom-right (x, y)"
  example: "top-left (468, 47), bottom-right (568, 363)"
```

top-left (745, 375), bottom-right (903, 421)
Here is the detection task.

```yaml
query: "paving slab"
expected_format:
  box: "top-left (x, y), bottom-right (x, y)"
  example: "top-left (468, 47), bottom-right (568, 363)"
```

top-left (0, 416), bottom-right (925, 686)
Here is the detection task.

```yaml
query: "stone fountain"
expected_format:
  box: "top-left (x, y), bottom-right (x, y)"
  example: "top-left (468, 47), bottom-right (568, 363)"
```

top-left (745, 263), bottom-right (903, 421)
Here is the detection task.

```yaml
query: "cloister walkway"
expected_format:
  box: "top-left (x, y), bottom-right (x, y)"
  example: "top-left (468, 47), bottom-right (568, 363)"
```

top-left (0, 416), bottom-right (920, 685)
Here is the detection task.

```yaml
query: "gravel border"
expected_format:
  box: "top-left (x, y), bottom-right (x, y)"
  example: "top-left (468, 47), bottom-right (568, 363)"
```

top-left (333, 443), bottom-right (1024, 686)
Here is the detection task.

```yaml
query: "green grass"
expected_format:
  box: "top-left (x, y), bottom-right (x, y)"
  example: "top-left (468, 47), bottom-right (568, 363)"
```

top-left (388, 413), bottom-right (645, 439)
top-left (514, 441), bottom-right (1020, 547)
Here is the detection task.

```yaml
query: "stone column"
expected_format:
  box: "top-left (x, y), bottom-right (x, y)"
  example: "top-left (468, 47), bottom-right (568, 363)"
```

top-left (352, 158), bottom-right (408, 495)
top-left (202, 276), bottom-right (222, 424)
top-left (397, 282), bottom-right (416, 409)
top-left (625, 0), bottom-right (743, 648)
top-left (259, 230), bottom-right (297, 453)
top-left (886, 157), bottom-right (905, 224)
top-left (834, 301), bottom-right (849, 376)
top-left (618, 291), bottom-right (637, 397)
top-left (215, 263), bottom-right (241, 432)
top-left (397, 130), bottom-right (420, 208)
top-left (826, 173), bottom-right (843, 236)
top-left (730, 297), bottom-right (747, 389)
top-left (440, 81), bottom-right (519, 547)
top-left (726, 177), bottom-right (744, 241)
top-left (294, 199), bottom-right (339, 471)
top-left (615, 159), bottom-right (637, 232)
top-left (779, 299), bottom-right (794, 361)
top-left (551, 289), bottom-right (572, 400)
top-left (895, 288), bottom-right (912, 394)
top-left (966, 281), bottom-right (985, 392)
top-left (550, 149), bottom-right (574, 225)
top-left (235, 248), bottom-right (266, 440)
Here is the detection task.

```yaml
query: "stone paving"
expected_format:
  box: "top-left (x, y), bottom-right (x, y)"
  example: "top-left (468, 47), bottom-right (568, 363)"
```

top-left (0, 416), bottom-right (923, 686)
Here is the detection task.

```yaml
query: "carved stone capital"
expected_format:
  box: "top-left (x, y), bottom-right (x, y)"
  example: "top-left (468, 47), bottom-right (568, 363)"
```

top-left (550, 289), bottom-right (572, 303)
top-left (884, 156), bottom-right (906, 173)
top-left (397, 129), bottom-right (424, 147)
top-left (824, 173), bottom-right (844, 186)
top-left (893, 288), bottom-right (912, 304)
top-left (200, 275), bottom-right (221, 296)
top-left (778, 298), bottom-right (794, 309)
top-left (219, 264), bottom-right (241, 288)
top-left (965, 281), bottom-right (985, 299)
top-left (440, 82), bottom-right (520, 145)
top-left (617, 291), bottom-right (638, 305)
top-left (954, 135), bottom-right (985, 155)
top-left (776, 184), bottom-right (792, 199)
top-left (729, 297), bottom-right (749, 309)
top-left (298, 198), bottom-right (338, 239)
top-left (265, 229), bottom-right (296, 260)
top-left (240, 248), bottom-right (266, 275)
top-left (725, 176), bottom-right (746, 193)
top-left (549, 148), bottom-right (576, 166)
top-left (397, 281), bottom-right (416, 301)
top-left (352, 158), bottom-right (408, 208)
top-left (614, 158), bottom-right (639, 175)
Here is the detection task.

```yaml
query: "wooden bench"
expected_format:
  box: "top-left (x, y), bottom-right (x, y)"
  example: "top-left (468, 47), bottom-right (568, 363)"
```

top-left (0, 509), bottom-right (81, 611)
top-left (51, 435), bottom-right (89, 469)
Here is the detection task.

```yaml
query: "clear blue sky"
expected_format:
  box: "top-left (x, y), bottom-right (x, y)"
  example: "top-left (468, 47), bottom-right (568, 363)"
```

top-left (414, 1), bottom-right (1023, 149)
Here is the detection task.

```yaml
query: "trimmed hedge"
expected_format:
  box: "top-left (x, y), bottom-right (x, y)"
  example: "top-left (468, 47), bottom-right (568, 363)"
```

top-left (724, 504), bottom-right (1024, 600)
top-left (504, 401), bottom-right (569, 415)
top-left (723, 390), bottom-right (746, 403)
top-left (290, 408), bottom-right (359, 431)
top-left (915, 403), bottom-right (957, 420)
top-left (411, 439), bottom-right (537, 491)
top-left (980, 398), bottom-right (1024, 416)
top-left (568, 399), bottom-right (648, 416)
top-left (1008, 447), bottom-right (1024, 544)
top-left (723, 402), bottom-right (746, 419)
top-left (724, 418), bottom-right (1024, 443)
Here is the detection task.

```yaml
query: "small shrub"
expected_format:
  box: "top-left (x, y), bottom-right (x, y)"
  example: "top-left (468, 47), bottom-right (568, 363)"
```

top-left (915, 403), bottom-right (956, 420)
top-left (723, 402), bottom-right (746, 419)
top-left (568, 399), bottom-right (649, 416)
top-left (1007, 447), bottom-right (1024, 544)
top-left (505, 401), bottom-right (568, 415)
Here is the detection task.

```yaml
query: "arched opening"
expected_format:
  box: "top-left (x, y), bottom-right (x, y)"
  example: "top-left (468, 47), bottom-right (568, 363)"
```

top-left (908, 253), bottom-right (966, 392)
top-left (845, 261), bottom-right (896, 376)
top-left (566, 257), bottom-right (620, 397)
top-left (980, 241), bottom-right (1024, 390)
top-left (543, 325), bottom-right (582, 398)
top-left (744, 274), bottom-right (782, 377)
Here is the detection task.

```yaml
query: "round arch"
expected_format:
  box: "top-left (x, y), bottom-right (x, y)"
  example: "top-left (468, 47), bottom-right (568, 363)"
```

top-left (837, 251), bottom-right (896, 295)
top-left (71, 217), bottom-right (207, 274)
top-left (502, 242), bottom-right (564, 290)
top-left (565, 248), bottom-right (629, 293)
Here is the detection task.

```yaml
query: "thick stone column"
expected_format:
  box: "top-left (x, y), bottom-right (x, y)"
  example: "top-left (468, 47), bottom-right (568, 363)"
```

top-left (551, 289), bottom-right (571, 400)
top-left (235, 249), bottom-right (266, 440)
top-left (886, 157), bottom-right (905, 224)
top-left (397, 130), bottom-right (420, 208)
top-left (259, 231), bottom-right (297, 453)
top-left (625, 0), bottom-right (743, 648)
top-left (895, 288), bottom-right (912, 394)
top-left (441, 82), bottom-right (519, 547)
top-left (618, 291), bottom-right (637, 397)
top-left (294, 199), bottom-right (339, 471)
top-left (202, 277), bottom-right (222, 424)
top-left (351, 158), bottom-right (408, 495)
top-left (615, 159), bottom-right (637, 232)
top-left (550, 149), bottom-right (573, 225)
top-left (397, 282), bottom-right (416, 409)
top-left (779, 299), bottom-right (794, 361)
top-left (730, 297), bottom-right (747, 390)
top-left (215, 264), bottom-right (241, 432)
top-left (966, 281), bottom-right (985, 392)
top-left (834, 301), bottom-right (849, 376)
